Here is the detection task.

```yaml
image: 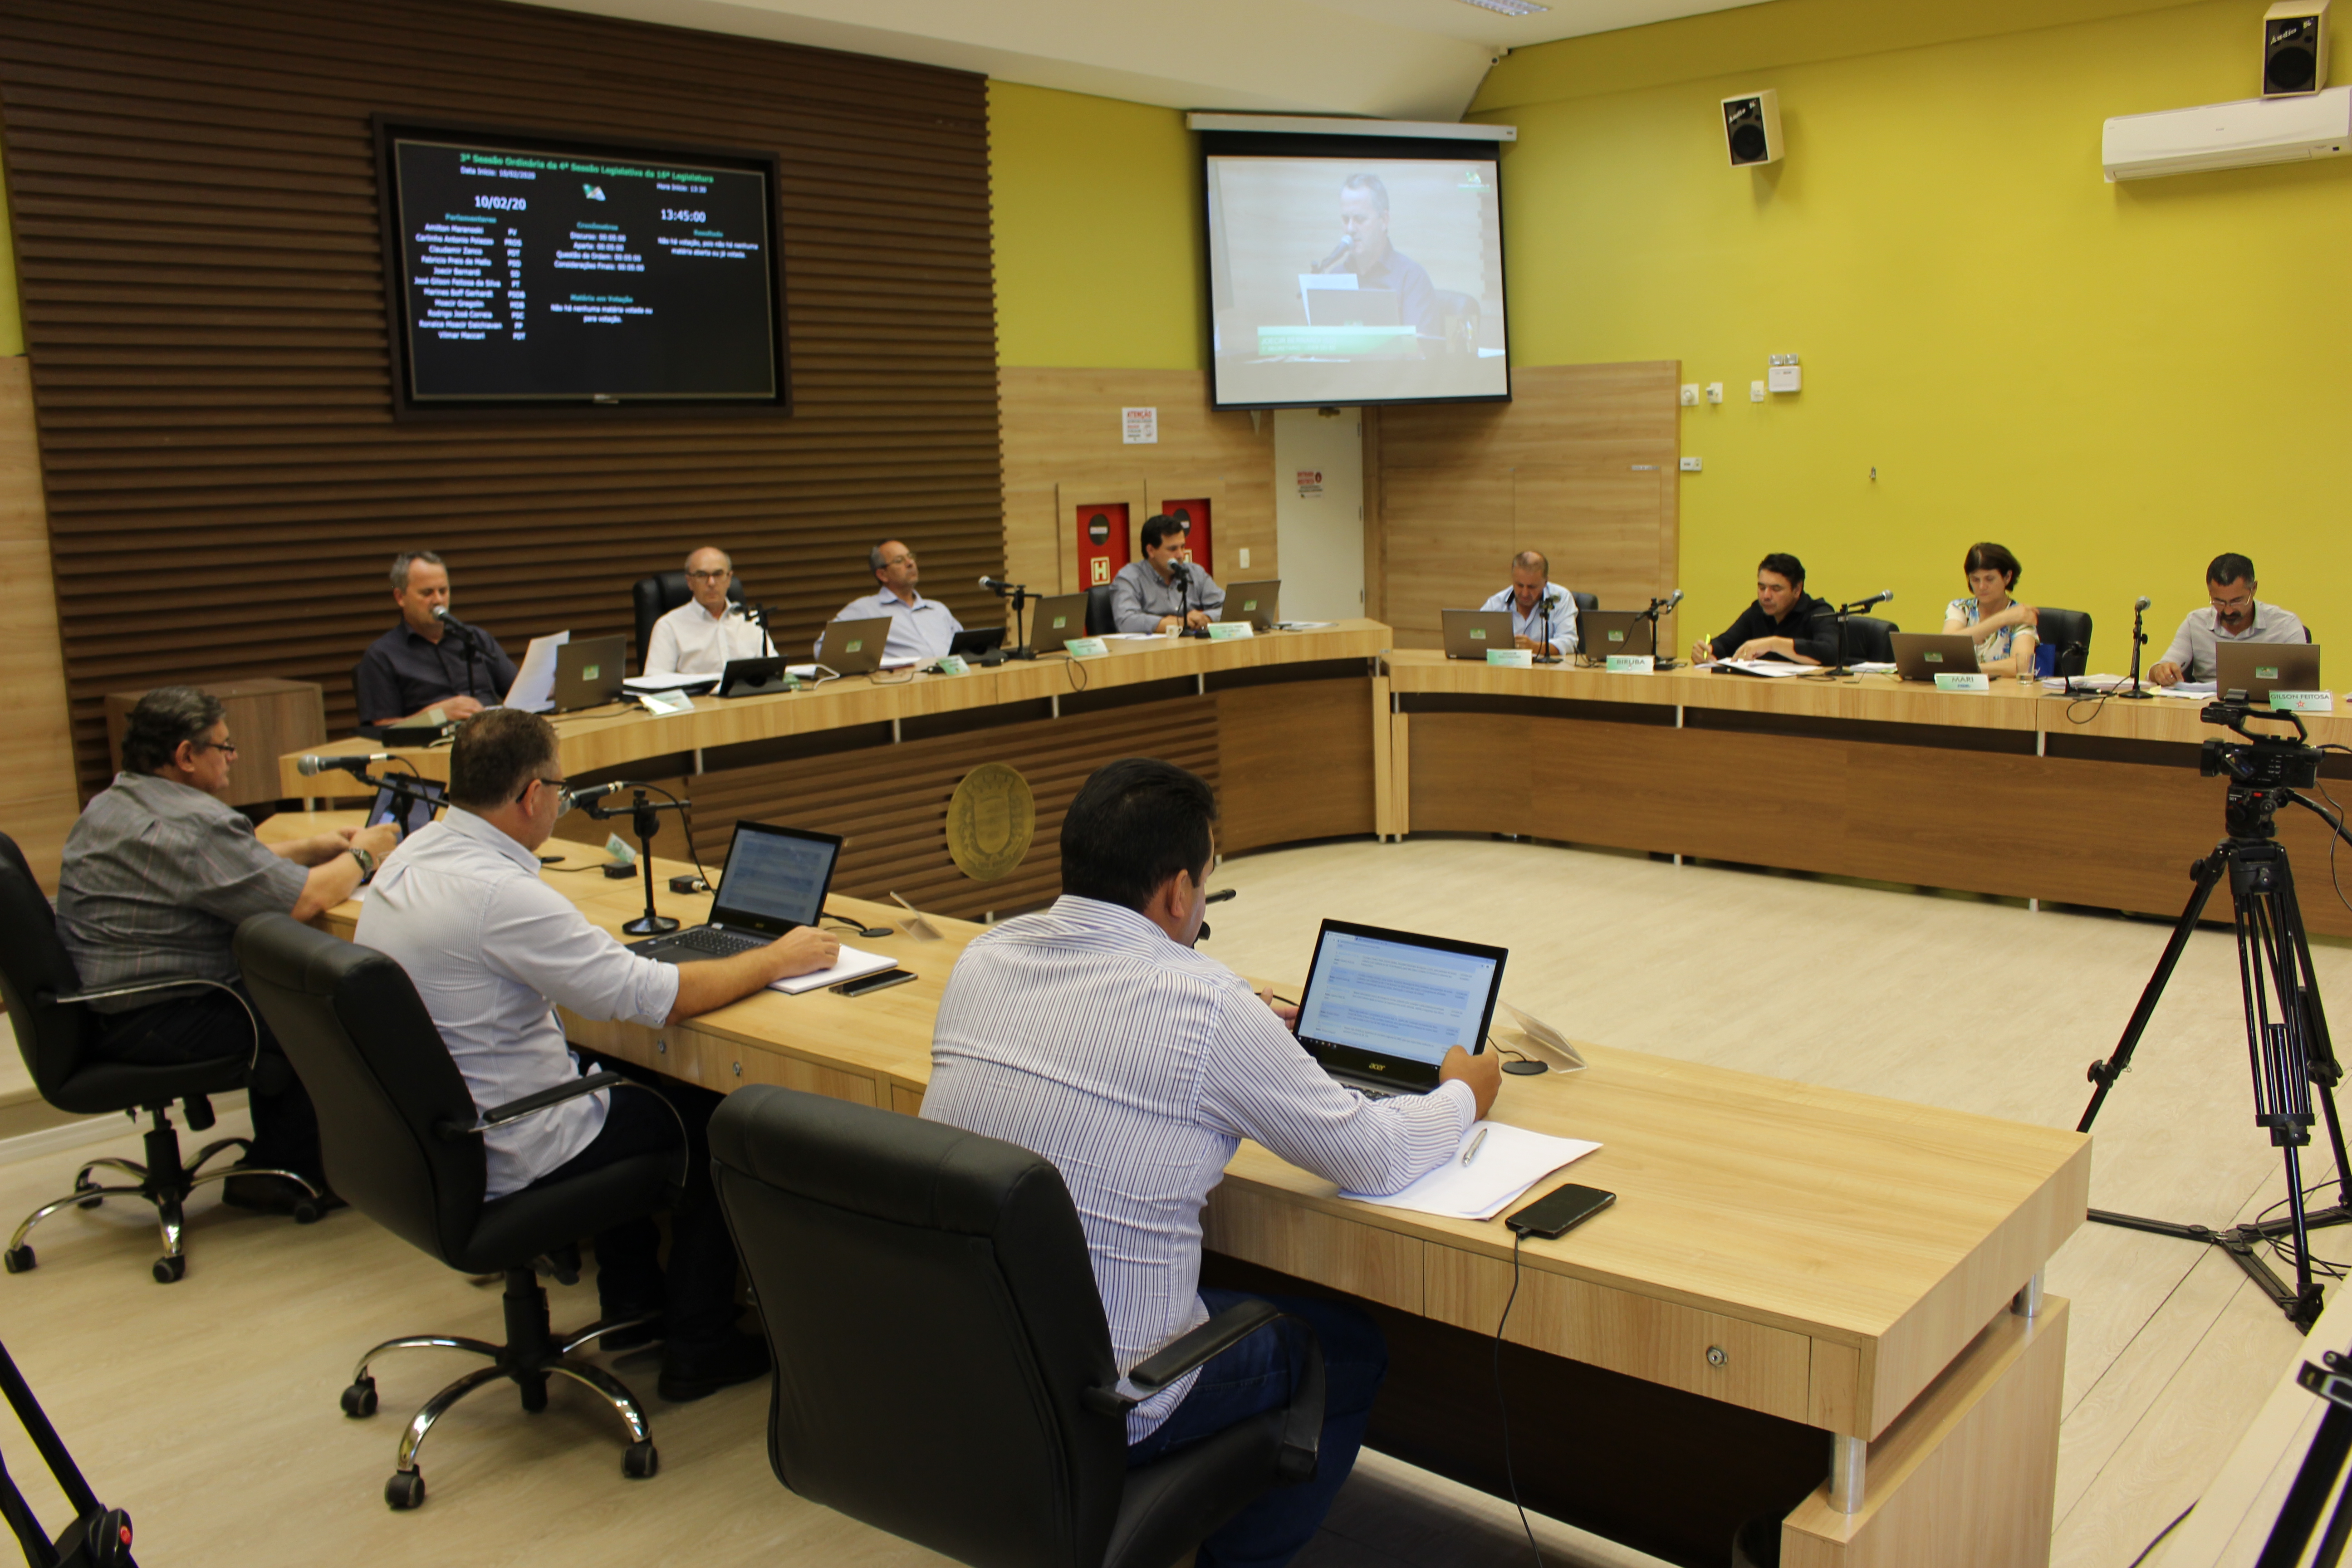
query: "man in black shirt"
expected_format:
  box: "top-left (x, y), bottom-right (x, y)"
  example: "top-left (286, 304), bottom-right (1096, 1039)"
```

top-left (353, 550), bottom-right (518, 728)
top-left (1693, 552), bottom-right (1837, 665)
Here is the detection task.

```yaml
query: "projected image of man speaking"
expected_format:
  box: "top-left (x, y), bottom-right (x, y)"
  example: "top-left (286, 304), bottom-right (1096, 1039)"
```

top-left (1314, 174), bottom-right (1441, 356)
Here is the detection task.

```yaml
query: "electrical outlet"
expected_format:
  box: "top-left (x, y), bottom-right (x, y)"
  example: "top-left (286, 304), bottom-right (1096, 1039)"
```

top-left (1679, 457), bottom-right (1703, 472)
top-left (1679, 383), bottom-right (1700, 406)
top-left (1705, 382), bottom-right (1724, 403)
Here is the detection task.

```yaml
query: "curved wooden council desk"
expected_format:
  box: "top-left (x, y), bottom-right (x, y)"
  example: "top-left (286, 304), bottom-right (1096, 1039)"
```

top-left (1386, 652), bottom-right (2352, 937)
top-left (277, 813), bottom-right (2085, 1568)
top-left (280, 623), bottom-right (1396, 921)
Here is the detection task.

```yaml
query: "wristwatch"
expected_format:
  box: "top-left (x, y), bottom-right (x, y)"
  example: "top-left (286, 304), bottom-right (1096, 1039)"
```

top-left (349, 845), bottom-right (377, 878)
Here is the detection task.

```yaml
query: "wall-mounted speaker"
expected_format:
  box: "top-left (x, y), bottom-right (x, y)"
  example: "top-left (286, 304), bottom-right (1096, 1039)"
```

top-left (2265, 0), bottom-right (2330, 97)
top-left (1721, 90), bottom-right (1783, 167)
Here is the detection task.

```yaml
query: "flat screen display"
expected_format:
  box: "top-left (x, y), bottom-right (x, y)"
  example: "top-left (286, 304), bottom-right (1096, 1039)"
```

top-left (379, 121), bottom-right (785, 411)
top-left (1207, 151), bottom-right (1509, 409)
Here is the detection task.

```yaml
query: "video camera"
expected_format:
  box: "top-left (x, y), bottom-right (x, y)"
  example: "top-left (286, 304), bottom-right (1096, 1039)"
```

top-left (2200, 691), bottom-right (2323, 790)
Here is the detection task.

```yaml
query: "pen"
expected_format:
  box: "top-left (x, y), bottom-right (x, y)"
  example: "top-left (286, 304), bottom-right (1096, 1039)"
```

top-left (1460, 1127), bottom-right (1489, 1167)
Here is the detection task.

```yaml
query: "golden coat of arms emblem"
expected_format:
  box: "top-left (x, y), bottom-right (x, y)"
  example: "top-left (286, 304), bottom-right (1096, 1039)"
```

top-left (945, 762), bottom-right (1035, 882)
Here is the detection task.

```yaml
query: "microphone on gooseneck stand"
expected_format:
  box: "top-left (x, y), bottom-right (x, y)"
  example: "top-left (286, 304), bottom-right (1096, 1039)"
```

top-left (1310, 237), bottom-right (1351, 274)
top-left (432, 603), bottom-right (487, 700)
top-left (2116, 594), bottom-right (2155, 700)
top-left (1168, 560), bottom-right (1206, 638)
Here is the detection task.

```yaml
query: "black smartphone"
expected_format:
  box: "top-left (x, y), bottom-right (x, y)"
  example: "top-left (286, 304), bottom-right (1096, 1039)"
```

top-left (1504, 1183), bottom-right (1617, 1239)
top-left (833, 968), bottom-right (916, 998)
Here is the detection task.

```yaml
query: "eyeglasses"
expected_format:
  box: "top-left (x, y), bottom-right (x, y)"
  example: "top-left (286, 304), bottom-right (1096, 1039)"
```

top-left (2210, 594), bottom-right (2254, 612)
top-left (517, 774), bottom-right (567, 803)
top-left (686, 569), bottom-right (732, 583)
top-left (191, 740), bottom-right (238, 757)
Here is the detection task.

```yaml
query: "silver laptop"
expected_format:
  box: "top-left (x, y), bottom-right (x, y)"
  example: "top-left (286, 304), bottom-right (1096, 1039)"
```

top-left (2215, 640), bottom-right (2322, 703)
top-left (1890, 632), bottom-right (1982, 681)
top-left (1293, 920), bottom-right (1507, 1098)
top-left (1226, 580), bottom-right (1281, 632)
top-left (1578, 609), bottom-right (1652, 662)
top-left (626, 820), bottom-right (845, 962)
top-left (1032, 592), bottom-right (1093, 655)
top-left (820, 616), bottom-right (893, 677)
top-left (550, 634), bottom-right (626, 712)
top-left (1441, 608), bottom-right (1516, 660)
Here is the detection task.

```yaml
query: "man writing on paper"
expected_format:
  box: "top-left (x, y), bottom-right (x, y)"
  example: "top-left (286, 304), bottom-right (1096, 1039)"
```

top-left (813, 539), bottom-right (963, 665)
top-left (923, 757), bottom-right (1499, 1568)
top-left (1478, 549), bottom-right (1577, 657)
top-left (1112, 515), bottom-right (1228, 634)
top-left (643, 546), bottom-right (770, 677)
top-left (2149, 553), bottom-right (2310, 687)
top-left (355, 708), bottom-right (840, 1401)
top-left (1691, 552), bottom-right (1837, 666)
top-left (354, 551), bottom-right (519, 729)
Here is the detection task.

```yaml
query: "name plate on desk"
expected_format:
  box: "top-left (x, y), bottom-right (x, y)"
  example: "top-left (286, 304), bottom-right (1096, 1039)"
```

top-left (1206, 621), bottom-right (1254, 640)
top-left (1605, 655), bottom-right (1656, 675)
top-left (1934, 672), bottom-right (1991, 693)
top-left (2271, 690), bottom-right (2334, 713)
top-left (1065, 637), bottom-right (1109, 661)
top-left (1485, 648), bottom-right (1534, 669)
top-left (932, 654), bottom-right (970, 676)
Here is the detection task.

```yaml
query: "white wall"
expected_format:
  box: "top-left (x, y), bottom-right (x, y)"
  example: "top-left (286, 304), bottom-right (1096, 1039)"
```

top-left (1271, 407), bottom-right (1365, 623)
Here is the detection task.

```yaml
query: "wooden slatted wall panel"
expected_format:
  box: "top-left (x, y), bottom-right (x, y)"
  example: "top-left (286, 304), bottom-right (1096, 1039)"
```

top-left (0, 0), bottom-right (1001, 795)
top-left (686, 698), bottom-right (1221, 921)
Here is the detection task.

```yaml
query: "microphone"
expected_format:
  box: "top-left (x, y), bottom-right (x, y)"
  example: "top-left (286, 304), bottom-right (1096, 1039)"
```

top-left (1312, 237), bottom-right (1351, 272)
top-left (296, 753), bottom-right (394, 777)
top-left (2135, 595), bottom-right (2151, 612)
top-left (1858, 589), bottom-right (1893, 608)
top-left (979, 575), bottom-right (1023, 595)
top-left (1664, 587), bottom-right (1686, 611)
top-left (562, 781), bottom-right (630, 811)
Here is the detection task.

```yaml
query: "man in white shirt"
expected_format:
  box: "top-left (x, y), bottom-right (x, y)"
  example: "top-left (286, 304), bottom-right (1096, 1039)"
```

top-left (923, 758), bottom-right (1499, 1568)
top-left (814, 539), bottom-right (963, 664)
top-left (642, 547), bottom-right (769, 677)
top-left (1477, 549), bottom-right (1578, 658)
top-left (2149, 552), bottom-right (2310, 686)
top-left (355, 708), bottom-right (839, 1401)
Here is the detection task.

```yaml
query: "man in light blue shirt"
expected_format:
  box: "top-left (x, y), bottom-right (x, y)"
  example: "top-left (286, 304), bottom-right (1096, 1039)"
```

top-left (1476, 549), bottom-right (1577, 658)
top-left (1111, 514), bottom-right (1227, 634)
top-left (815, 539), bottom-right (963, 664)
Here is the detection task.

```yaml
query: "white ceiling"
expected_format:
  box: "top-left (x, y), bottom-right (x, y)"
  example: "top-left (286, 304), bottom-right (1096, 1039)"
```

top-left (518, 0), bottom-right (1774, 122)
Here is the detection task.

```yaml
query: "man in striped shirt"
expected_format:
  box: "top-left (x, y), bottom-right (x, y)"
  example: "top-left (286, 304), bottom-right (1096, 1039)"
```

top-left (924, 758), bottom-right (1499, 1568)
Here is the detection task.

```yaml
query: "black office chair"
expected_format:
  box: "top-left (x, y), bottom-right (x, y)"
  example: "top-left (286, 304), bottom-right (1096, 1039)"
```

top-left (1570, 590), bottom-right (1599, 613)
top-left (631, 570), bottom-right (746, 669)
top-left (709, 1084), bottom-right (1325, 1568)
top-left (0, 831), bottom-right (321, 1284)
top-left (2036, 608), bottom-right (2092, 677)
top-left (233, 913), bottom-right (677, 1509)
top-left (1085, 583), bottom-right (1118, 637)
top-left (1837, 616), bottom-right (1901, 662)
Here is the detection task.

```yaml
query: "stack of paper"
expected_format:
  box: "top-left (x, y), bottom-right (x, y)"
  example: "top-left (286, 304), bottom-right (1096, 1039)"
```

top-left (768, 944), bottom-right (897, 995)
top-left (1342, 1121), bottom-right (1601, 1221)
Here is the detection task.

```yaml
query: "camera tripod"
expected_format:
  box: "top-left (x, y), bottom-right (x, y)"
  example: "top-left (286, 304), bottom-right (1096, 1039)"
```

top-left (2078, 703), bottom-right (2352, 1332)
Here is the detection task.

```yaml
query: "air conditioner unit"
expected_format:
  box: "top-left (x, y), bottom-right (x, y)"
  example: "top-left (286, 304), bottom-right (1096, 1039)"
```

top-left (2102, 86), bottom-right (2351, 180)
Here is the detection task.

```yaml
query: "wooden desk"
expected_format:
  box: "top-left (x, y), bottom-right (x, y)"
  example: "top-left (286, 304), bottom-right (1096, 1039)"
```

top-left (279, 624), bottom-right (1396, 921)
top-left (1385, 652), bottom-right (2352, 937)
top-left (284, 814), bottom-right (2086, 1568)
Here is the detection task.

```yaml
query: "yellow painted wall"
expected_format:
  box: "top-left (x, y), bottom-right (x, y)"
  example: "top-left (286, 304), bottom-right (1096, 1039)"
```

top-left (988, 80), bottom-right (1205, 370)
top-left (1475, 0), bottom-right (2352, 665)
top-left (0, 127), bottom-right (23, 357)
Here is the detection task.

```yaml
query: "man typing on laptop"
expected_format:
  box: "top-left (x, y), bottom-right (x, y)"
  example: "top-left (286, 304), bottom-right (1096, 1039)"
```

top-left (923, 757), bottom-right (1497, 1568)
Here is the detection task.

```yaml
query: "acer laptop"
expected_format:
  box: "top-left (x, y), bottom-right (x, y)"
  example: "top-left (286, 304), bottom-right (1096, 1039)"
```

top-left (1441, 608), bottom-right (1515, 659)
top-left (549, 635), bottom-right (626, 712)
top-left (1032, 593), bottom-right (1093, 655)
top-left (1577, 610), bottom-right (1654, 663)
top-left (1292, 920), bottom-right (1507, 1099)
top-left (2215, 640), bottom-right (2322, 704)
top-left (1890, 632), bottom-right (1983, 681)
top-left (626, 820), bottom-right (845, 963)
top-left (1226, 580), bottom-right (1281, 632)
top-left (819, 617), bottom-right (893, 677)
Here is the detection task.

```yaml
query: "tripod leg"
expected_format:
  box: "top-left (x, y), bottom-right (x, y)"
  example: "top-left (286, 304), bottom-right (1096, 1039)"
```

top-left (2263, 1401), bottom-right (2352, 1568)
top-left (2080, 852), bottom-right (2227, 1134)
top-left (2278, 856), bottom-right (2352, 1208)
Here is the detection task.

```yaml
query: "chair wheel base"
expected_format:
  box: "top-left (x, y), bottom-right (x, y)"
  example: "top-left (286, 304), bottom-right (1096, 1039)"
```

top-left (4, 1245), bottom-right (33, 1274)
top-left (72, 1175), bottom-right (102, 1211)
top-left (623, 1440), bottom-right (658, 1479)
top-left (292, 1196), bottom-right (324, 1225)
top-left (340, 1379), bottom-right (378, 1418)
top-left (384, 1469), bottom-right (425, 1509)
top-left (151, 1254), bottom-right (184, 1284)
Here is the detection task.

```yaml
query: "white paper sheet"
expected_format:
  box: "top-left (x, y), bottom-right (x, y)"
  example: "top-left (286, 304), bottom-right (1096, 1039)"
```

top-left (767, 943), bottom-right (898, 995)
top-left (506, 631), bottom-right (570, 713)
top-left (622, 672), bottom-right (718, 692)
top-left (1342, 1121), bottom-right (1602, 1221)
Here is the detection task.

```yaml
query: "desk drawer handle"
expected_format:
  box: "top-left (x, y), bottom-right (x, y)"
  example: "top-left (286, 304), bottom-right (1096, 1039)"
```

top-left (1706, 1345), bottom-right (1727, 1368)
top-left (733, 1061), bottom-right (743, 1078)
top-left (656, 1040), bottom-right (667, 1055)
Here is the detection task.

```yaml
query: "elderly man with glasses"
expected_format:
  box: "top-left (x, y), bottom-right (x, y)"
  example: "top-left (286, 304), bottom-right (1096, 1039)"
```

top-left (2148, 553), bottom-right (2310, 687)
top-left (642, 546), bottom-right (771, 677)
top-left (813, 538), bottom-right (963, 665)
top-left (55, 687), bottom-right (400, 1212)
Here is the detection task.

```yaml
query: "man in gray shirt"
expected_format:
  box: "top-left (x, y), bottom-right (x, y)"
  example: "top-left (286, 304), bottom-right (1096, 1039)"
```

top-left (2149, 552), bottom-right (2310, 686)
top-left (1111, 514), bottom-right (1226, 635)
top-left (56, 687), bottom-right (399, 1210)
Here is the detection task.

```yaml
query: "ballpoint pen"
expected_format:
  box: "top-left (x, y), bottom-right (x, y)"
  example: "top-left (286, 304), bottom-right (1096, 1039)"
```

top-left (1460, 1127), bottom-right (1489, 1166)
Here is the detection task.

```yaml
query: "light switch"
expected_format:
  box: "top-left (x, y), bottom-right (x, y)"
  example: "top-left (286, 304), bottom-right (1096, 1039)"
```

top-left (1679, 457), bottom-right (1703, 471)
top-left (1238, 547), bottom-right (1251, 568)
top-left (1750, 381), bottom-right (1766, 402)
top-left (1705, 382), bottom-right (1724, 403)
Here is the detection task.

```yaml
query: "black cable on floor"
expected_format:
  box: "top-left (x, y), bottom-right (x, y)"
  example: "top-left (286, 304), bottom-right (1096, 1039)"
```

top-left (2125, 1500), bottom-right (2193, 1568)
top-left (1493, 1229), bottom-right (1545, 1568)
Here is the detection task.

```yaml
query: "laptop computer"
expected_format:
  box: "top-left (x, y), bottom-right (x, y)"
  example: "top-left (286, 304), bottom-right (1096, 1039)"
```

top-left (2215, 640), bottom-right (2323, 703)
top-left (1032, 592), bottom-right (1093, 655)
top-left (1292, 919), bottom-right (1507, 1098)
top-left (549, 634), bottom-right (626, 712)
top-left (1890, 632), bottom-right (1983, 681)
top-left (1577, 609), bottom-right (1653, 662)
top-left (364, 777), bottom-right (445, 840)
top-left (1226, 580), bottom-right (1281, 632)
top-left (1303, 288), bottom-right (1401, 328)
top-left (1441, 608), bottom-right (1516, 660)
top-left (625, 820), bottom-right (846, 963)
top-left (948, 626), bottom-right (1005, 659)
top-left (820, 616), bottom-right (894, 677)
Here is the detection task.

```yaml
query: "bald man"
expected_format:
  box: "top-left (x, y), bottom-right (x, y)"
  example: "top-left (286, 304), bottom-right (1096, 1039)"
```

top-left (643, 547), bottom-right (770, 676)
top-left (815, 539), bottom-right (963, 665)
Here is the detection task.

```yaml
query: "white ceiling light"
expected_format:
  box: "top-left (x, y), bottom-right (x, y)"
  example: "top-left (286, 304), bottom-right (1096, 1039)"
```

top-left (1456, 0), bottom-right (1551, 14)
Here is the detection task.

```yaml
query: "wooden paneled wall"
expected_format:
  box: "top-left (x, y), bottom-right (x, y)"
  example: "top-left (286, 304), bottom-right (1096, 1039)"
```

top-left (1370, 363), bottom-right (1680, 649)
top-left (0, 0), bottom-right (1002, 796)
top-left (0, 357), bottom-right (78, 890)
top-left (999, 368), bottom-right (1277, 598)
